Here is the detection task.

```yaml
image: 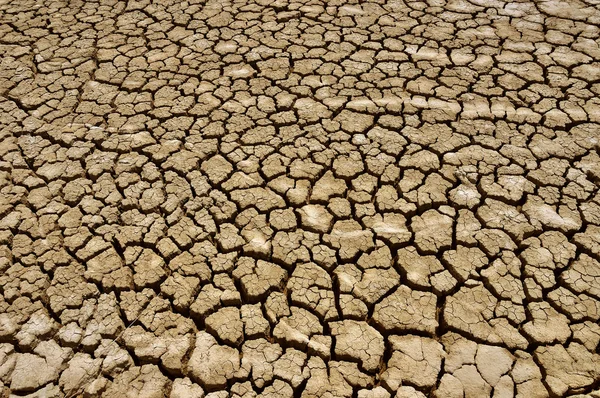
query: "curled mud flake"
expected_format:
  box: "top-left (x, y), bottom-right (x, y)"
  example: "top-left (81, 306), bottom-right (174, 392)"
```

top-left (535, 343), bottom-right (600, 396)
top-left (170, 377), bottom-right (205, 398)
top-left (103, 364), bottom-right (170, 398)
top-left (10, 340), bottom-right (70, 392)
top-left (324, 220), bottom-right (375, 261)
top-left (201, 154), bottom-right (233, 185)
top-left (443, 246), bottom-right (488, 283)
top-left (411, 209), bottom-right (454, 254)
top-left (373, 285), bottom-right (438, 335)
top-left (562, 254), bottom-right (600, 297)
top-left (132, 248), bottom-right (167, 289)
top-left (59, 353), bottom-right (102, 394)
top-left (297, 204), bottom-right (334, 234)
top-left (477, 199), bottom-right (534, 242)
top-left (273, 307), bottom-right (323, 349)
top-left (233, 256), bottom-right (287, 301)
top-left (287, 262), bottom-right (338, 320)
top-left (382, 335), bottom-right (444, 391)
top-left (188, 331), bottom-right (241, 389)
top-left (206, 307), bottom-right (244, 345)
top-left (240, 338), bottom-right (282, 388)
top-left (443, 284), bottom-right (528, 349)
top-left (329, 320), bottom-right (384, 373)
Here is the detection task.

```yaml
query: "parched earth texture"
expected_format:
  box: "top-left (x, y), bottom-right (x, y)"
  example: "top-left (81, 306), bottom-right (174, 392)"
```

top-left (1, 0), bottom-right (600, 397)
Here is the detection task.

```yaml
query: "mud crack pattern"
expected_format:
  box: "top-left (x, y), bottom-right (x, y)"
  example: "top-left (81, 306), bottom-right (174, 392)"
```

top-left (1, 0), bottom-right (600, 397)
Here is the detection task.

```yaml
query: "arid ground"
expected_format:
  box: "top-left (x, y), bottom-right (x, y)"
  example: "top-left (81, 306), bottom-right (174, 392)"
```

top-left (1, 0), bottom-right (600, 397)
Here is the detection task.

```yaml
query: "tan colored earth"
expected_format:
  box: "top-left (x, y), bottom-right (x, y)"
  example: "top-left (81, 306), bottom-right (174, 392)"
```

top-left (1, 0), bottom-right (600, 397)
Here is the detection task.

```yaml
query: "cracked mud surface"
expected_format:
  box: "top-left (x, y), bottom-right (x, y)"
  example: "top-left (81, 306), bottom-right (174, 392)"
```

top-left (1, 0), bottom-right (600, 396)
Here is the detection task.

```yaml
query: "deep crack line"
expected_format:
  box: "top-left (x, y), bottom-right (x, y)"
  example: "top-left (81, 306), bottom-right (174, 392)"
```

top-left (0, 0), bottom-right (599, 396)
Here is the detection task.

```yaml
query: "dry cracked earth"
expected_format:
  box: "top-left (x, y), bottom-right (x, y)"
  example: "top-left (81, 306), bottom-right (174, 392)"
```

top-left (1, 0), bottom-right (600, 397)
